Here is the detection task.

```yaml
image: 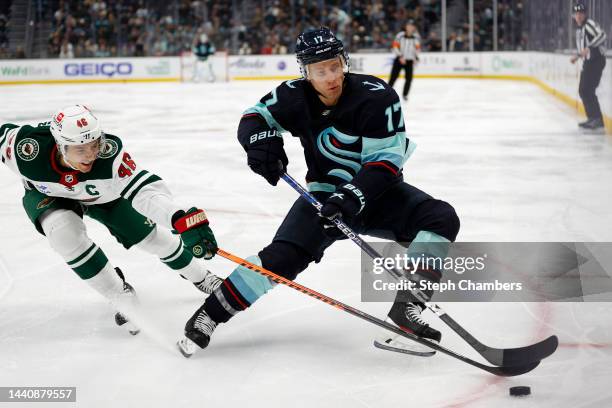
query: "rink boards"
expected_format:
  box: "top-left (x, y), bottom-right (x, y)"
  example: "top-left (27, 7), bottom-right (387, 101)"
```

top-left (0, 52), bottom-right (610, 133)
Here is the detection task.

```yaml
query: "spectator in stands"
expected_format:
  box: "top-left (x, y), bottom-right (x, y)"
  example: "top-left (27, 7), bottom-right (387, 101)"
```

top-left (59, 40), bottom-right (74, 58)
top-left (238, 41), bottom-right (252, 55)
top-left (426, 31), bottom-right (442, 51)
top-left (5, 0), bottom-right (532, 59)
top-left (14, 46), bottom-right (26, 59)
top-left (447, 32), bottom-right (465, 51)
top-left (0, 13), bottom-right (8, 50)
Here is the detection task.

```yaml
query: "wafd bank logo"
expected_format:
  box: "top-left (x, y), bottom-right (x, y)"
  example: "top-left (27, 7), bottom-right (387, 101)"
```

top-left (64, 62), bottom-right (133, 77)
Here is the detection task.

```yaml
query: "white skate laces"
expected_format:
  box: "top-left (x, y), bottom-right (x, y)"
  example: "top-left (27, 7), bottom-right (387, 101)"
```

top-left (194, 311), bottom-right (217, 336)
top-left (405, 303), bottom-right (428, 327)
top-left (194, 270), bottom-right (223, 294)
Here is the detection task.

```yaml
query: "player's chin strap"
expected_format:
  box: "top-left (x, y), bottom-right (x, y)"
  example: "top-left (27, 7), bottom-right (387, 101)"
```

top-left (279, 172), bottom-right (558, 368)
top-left (55, 146), bottom-right (81, 171)
top-left (56, 134), bottom-right (106, 171)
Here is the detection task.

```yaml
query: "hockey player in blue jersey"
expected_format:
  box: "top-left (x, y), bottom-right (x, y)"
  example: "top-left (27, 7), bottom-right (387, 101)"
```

top-left (178, 28), bottom-right (460, 357)
top-left (192, 33), bottom-right (216, 83)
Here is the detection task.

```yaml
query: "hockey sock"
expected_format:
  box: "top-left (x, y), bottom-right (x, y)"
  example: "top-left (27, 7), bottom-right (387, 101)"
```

top-left (136, 226), bottom-right (205, 282)
top-left (40, 209), bottom-right (112, 280)
top-left (202, 255), bottom-right (276, 323)
top-left (396, 230), bottom-right (450, 302)
top-left (86, 263), bottom-right (125, 299)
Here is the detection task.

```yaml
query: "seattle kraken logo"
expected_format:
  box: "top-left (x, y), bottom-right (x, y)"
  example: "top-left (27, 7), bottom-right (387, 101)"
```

top-left (316, 127), bottom-right (361, 182)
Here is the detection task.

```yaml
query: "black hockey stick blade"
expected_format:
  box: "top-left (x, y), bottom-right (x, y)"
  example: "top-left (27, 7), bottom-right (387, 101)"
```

top-left (481, 335), bottom-right (559, 367)
top-left (377, 331), bottom-right (542, 377)
top-left (438, 313), bottom-right (558, 366)
top-left (486, 360), bottom-right (541, 377)
top-left (389, 328), bottom-right (543, 377)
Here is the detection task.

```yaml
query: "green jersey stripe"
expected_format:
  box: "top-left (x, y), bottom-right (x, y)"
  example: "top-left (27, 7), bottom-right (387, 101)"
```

top-left (160, 242), bottom-right (183, 262)
top-left (119, 170), bottom-right (149, 198)
top-left (164, 248), bottom-right (192, 270)
top-left (72, 249), bottom-right (109, 280)
top-left (126, 175), bottom-right (162, 203)
top-left (67, 243), bottom-right (97, 266)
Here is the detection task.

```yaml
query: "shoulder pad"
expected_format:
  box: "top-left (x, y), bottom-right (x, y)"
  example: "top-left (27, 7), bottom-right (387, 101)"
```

top-left (13, 125), bottom-right (55, 163)
top-left (11, 125), bottom-right (57, 181)
top-left (98, 134), bottom-right (123, 160)
top-left (281, 78), bottom-right (307, 90)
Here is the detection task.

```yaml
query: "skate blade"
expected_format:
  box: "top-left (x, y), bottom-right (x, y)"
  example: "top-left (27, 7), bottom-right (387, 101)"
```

top-left (126, 322), bottom-right (140, 336)
top-left (374, 339), bottom-right (436, 357)
top-left (374, 328), bottom-right (437, 357)
top-left (177, 337), bottom-right (198, 358)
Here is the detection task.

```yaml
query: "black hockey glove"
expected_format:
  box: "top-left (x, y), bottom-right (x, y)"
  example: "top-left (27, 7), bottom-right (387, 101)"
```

top-left (319, 184), bottom-right (366, 238)
top-left (246, 138), bottom-right (289, 186)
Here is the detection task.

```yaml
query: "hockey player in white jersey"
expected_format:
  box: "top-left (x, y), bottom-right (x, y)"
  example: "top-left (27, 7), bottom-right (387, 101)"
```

top-left (0, 105), bottom-right (222, 334)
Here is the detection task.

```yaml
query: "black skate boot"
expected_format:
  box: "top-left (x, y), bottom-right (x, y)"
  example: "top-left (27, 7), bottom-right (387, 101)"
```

top-left (375, 301), bottom-right (441, 356)
top-left (177, 304), bottom-right (217, 358)
top-left (113, 268), bottom-right (140, 335)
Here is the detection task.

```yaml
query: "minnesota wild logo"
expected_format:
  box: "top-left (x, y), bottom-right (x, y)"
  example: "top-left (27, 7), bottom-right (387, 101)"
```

top-left (36, 197), bottom-right (56, 210)
top-left (98, 139), bottom-right (118, 159)
top-left (16, 138), bottom-right (40, 161)
top-left (192, 245), bottom-right (204, 257)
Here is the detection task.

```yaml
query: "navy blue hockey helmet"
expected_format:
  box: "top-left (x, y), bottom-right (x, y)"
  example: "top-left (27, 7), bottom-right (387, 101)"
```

top-left (573, 2), bottom-right (586, 13)
top-left (295, 27), bottom-right (349, 77)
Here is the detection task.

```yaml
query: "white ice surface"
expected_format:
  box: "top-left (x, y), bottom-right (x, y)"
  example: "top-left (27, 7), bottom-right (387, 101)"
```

top-left (1, 78), bottom-right (611, 408)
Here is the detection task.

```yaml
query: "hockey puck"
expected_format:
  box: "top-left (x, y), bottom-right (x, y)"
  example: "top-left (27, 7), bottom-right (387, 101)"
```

top-left (509, 386), bottom-right (531, 397)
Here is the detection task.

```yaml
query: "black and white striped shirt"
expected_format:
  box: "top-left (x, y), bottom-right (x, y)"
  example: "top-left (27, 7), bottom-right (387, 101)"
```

top-left (576, 19), bottom-right (607, 60)
top-left (392, 31), bottom-right (421, 61)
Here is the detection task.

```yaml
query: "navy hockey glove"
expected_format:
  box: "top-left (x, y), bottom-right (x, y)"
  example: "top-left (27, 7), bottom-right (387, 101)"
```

top-left (172, 208), bottom-right (218, 259)
top-left (319, 184), bottom-right (366, 238)
top-left (246, 138), bottom-right (288, 186)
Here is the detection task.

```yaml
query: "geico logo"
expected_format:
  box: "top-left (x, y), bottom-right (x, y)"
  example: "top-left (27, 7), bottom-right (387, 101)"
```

top-left (64, 63), bottom-right (133, 77)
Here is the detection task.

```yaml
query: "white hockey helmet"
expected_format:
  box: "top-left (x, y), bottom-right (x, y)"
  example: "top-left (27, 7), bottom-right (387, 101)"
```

top-left (50, 105), bottom-right (104, 153)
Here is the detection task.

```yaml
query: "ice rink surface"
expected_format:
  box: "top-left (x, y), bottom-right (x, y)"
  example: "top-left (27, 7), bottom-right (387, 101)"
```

top-left (1, 78), bottom-right (612, 408)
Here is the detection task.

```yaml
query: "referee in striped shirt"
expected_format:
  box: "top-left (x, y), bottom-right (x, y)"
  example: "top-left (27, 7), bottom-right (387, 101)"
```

top-left (570, 3), bottom-right (607, 130)
top-left (388, 20), bottom-right (421, 101)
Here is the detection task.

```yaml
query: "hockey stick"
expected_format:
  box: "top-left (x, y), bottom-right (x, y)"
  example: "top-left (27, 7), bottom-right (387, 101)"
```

top-left (280, 172), bottom-right (558, 367)
top-left (216, 248), bottom-right (539, 377)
